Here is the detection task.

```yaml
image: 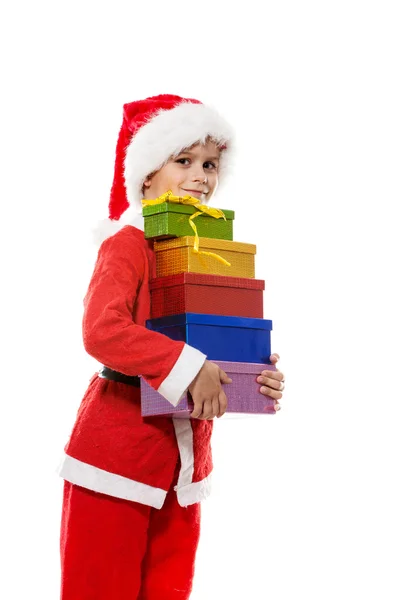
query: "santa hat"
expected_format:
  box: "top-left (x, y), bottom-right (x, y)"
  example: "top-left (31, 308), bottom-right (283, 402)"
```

top-left (94, 94), bottom-right (234, 245)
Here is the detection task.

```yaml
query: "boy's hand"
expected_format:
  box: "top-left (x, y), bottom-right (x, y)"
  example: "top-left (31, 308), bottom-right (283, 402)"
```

top-left (257, 353), bottom-right (285, 412)
top-left (188, 360), bottom-right (232, 420)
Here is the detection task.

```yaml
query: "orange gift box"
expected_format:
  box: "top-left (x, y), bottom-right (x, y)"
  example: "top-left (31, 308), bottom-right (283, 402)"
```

top-left (153, 236), bottom-right (256, 278)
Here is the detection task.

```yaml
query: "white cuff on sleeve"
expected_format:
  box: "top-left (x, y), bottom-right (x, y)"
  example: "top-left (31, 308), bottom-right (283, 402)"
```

top-left (158, 344), bottom-right (207, 407)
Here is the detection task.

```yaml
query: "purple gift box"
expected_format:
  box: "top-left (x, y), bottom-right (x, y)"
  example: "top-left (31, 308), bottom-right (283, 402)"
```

top-left (140, 361), bottom-right (278, 418)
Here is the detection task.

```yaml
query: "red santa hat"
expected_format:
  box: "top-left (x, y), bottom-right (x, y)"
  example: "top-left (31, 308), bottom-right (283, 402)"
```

top-left (94, 94), bottom-right (234, 244)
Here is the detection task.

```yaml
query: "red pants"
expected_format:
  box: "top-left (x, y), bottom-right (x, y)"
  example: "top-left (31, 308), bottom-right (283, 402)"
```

top-left (60, 459), bottom-right (201, 600)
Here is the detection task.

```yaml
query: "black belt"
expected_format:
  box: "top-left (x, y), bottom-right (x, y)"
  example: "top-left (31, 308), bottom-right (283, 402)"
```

top-left (98, 366), bottom-right (141, 387)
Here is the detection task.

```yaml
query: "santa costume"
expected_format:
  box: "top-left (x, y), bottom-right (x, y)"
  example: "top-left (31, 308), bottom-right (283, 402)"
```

top-left (57, 94), bottom-right (234, 600)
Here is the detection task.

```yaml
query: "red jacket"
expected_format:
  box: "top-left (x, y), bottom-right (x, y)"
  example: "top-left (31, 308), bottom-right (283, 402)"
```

top-left (58, 225), bottom-right (213, 509)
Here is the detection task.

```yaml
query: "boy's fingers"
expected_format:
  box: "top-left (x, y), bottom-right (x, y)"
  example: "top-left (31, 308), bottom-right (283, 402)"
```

top-left (260, 387), bottom-right (283, 400)
top-left (260, 370), bottom-right (285, 380)
top-left (190, 395), bottom-right (206, 418)
top-left (210, 396), bottom-right (220, 419)
top-left (200, 398), bottom-right (213, 420)
top-left (190, 402), bottom-right (203, 418)
top-left (217, 390), bottom-right (228, 417)
top-left (219, 368), bottom-right (232, 384)
top-left (260, 377), bottom-right (284, 391)
top-left (270, 353), bottom-right (280, 362)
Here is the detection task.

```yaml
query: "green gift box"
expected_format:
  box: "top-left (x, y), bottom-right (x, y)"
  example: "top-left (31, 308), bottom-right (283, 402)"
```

top-left (143, 203), bottom-right (235, 241)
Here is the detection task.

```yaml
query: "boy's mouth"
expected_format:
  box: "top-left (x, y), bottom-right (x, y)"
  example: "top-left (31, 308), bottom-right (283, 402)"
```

top-left (182, 189), bottom-right (207, 198)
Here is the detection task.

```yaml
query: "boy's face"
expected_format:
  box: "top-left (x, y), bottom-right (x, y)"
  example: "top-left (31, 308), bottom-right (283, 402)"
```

top-left (142, 140), bottom-right (221, 203)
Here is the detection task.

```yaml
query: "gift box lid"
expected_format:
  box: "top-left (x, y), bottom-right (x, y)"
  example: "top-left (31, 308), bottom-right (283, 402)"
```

top-left (149, 273), bottom-right (265, 291)
top-left (154, 236), bottom-right (256, 254)
top-left (143, 203), bottom-right (234, 220)
top-left (146, 312), bottom-right (272, 331)
top-left (210, 360), bottom-right (275, 373)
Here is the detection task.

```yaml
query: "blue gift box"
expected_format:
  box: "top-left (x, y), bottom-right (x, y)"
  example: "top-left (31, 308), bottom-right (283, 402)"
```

top-left (146, 313), bottom-right (273, 363)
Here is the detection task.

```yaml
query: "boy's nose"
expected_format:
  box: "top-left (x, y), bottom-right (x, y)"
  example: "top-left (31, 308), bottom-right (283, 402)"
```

top-left (192, 172), bottom-right (208, 184)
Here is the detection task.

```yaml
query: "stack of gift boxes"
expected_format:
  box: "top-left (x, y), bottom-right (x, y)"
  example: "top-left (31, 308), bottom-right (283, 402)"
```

top-left (140, 199), bottom-right (277, 418)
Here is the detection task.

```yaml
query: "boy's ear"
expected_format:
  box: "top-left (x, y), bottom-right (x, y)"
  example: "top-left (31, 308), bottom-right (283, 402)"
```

top-left (143, 177), bottom-right (152, 188)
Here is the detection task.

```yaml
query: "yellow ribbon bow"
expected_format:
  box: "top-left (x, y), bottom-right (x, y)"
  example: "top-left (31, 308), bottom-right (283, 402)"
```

top-left (142, 190), bottom-right (231, 267)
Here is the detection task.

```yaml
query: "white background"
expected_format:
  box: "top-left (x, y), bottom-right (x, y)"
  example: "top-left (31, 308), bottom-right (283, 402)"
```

top-left (1, 1), bottom-right (399, 599)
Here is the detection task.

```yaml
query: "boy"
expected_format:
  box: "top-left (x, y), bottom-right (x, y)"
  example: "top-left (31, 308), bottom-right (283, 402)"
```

top-left (58, 94), bottom-right (285, 600)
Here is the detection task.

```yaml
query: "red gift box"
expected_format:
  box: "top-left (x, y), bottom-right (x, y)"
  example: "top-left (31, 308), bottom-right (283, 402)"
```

top-left (150, 272), bottom-right (265, 319)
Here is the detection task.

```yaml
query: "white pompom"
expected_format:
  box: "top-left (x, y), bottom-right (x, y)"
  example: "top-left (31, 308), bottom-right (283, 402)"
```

top-left (91, 218), bottom-right (123, 247)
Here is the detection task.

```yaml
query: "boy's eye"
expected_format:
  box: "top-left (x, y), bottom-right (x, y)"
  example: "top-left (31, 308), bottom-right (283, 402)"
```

top-left (204, 161), bottom-right (217, 170)
top-left (176, 158), bottom-right (190, 165)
